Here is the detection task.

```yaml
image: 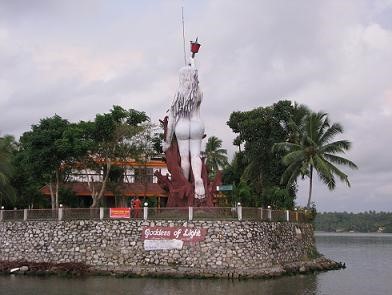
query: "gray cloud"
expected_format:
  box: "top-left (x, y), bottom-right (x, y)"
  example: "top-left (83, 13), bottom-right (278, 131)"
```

top-left (0, 0), bottom-right (391, 212)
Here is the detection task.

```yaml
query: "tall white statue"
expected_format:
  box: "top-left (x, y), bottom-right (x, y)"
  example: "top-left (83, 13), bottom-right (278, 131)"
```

top-left (162, 57), bottom-right (206, 199)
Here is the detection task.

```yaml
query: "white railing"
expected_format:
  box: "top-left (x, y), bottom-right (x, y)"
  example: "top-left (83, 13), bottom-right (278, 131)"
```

top-left (0, 207), bottom-right (308, 223)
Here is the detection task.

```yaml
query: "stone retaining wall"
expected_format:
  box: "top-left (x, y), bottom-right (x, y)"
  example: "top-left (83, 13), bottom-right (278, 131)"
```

top-left (0, 220), bottom-right (325, 278)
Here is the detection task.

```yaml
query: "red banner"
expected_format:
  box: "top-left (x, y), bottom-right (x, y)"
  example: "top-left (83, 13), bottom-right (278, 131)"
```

top-left (142, 226), bottom-right (207, 243)
top-left (110, 208), bottom-right (130, 219)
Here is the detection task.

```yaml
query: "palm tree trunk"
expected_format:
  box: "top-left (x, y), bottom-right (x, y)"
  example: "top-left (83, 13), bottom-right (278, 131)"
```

top-left (307, 165), bottom-right (313, 208)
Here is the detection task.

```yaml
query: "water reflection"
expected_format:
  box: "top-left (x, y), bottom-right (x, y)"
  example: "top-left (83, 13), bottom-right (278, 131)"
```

top-left (316, 232), bottom-right (392, 295)
top-left (0, 275), bottom-right (319, 295)
top-left (2, 233), bottom-right (392, 295)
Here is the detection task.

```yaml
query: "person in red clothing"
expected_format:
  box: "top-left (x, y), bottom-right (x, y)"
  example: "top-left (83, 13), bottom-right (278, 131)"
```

top-left (133, 197), bottom-right (142, 218)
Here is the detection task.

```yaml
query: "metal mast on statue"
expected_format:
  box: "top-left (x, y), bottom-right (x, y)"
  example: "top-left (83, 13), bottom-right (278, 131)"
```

top-left (155, 38), bottom-right (222, 207)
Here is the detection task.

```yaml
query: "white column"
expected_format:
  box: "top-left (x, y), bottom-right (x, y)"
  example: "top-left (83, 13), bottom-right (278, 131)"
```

top-left (188, 206), bottom-right (193, 221)
top-left (58, 206), bottom-right (63, 221)
top-left (143, 202), bottom-right (148, 220)
top-left (237, 203), bottom-right (242, 221)
top-left (23, 209), bottom-right (28, 221)
top-left (99, 207), bottom-right (104, 220)
top-left (286, 210), bottom-right (290, 222)
top-left (260, 207), bottom-right (263, 220)
top-left (268, 206), bottom-right (272, 221)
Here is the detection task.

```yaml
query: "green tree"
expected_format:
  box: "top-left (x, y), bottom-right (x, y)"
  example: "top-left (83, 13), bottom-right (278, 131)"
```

top-left (273, 112), bottom-right (358, 208)
top-left (202, 136), bottom-right (228, 179)
top-left (223, 151), bottom-right (247, 186)
top-left (134, 124), bottom-right (160, 205)
top-left (11, 148), bottom-right (48, 209)
top-left (227, 100), bottom-right (305, 207)
top-left (0, 135), bottom-right (17, 207)
top-left (261, 186), bottom-right (295, 209)
top-left (107, 165), bottom-right (126, 207)
top-left (78, 106), bottom-right (151, 207)
top-left (58, 187), bottom-right (79, 208)
top-left (233, 180), bottom-right (252, 207)
top-left (18, 115), bottom-right (70, 209)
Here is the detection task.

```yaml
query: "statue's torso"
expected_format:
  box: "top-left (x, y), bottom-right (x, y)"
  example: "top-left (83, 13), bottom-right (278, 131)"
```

top-left (175, 116), bottom-right (204, 140)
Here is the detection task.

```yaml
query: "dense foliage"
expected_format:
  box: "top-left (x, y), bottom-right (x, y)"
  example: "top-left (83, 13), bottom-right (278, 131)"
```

top-left (225, 100), bottom-right (307, 208)
top-left (224, 101), bottom-right (358, 209)
top-left (202, 136), bottom-right (228, 180)
top-left (1, 106), bottom-right (155, 209)
top-left (0, 135), bottom-right (17, 207)
top-left (75, 106), bottom-right (152, 207)
top-left (1, 100), bottom-right (358, 211)
top-left (18, 115), bottom-right (71, 208)
top-left (315, 212), bottom-right (392, 233)
top-left (273, 112), bottom-right (358, 208)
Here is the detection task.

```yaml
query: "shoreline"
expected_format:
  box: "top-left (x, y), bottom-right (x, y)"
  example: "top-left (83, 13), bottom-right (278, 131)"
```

top-left (315, 231), bottom-right (392, 236)
top-left (0, 257), bottom-right (344, 279)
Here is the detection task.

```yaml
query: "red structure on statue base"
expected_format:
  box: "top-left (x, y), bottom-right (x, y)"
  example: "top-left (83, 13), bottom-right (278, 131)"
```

top-left (154, 117), bottom-right (222, 207)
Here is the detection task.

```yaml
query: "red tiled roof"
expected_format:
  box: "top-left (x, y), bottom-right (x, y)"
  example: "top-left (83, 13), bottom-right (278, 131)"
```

top-left (65, 159), bottom-right (167, 169)
top-left (40, 182), bottom-right (167, 197)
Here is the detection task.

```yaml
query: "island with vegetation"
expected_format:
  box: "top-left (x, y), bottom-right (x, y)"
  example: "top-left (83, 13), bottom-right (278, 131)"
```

top-left (0, 100), bottom-right (356, 278)
top-left (314, 211), bottom-right (392, 233)
top-left (0, 100), bottom-right (358, 210)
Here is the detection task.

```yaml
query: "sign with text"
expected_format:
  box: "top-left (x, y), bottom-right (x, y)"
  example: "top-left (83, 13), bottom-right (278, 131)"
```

top-left (144, 239), bottom-right (184, 251)
top-left (216, 184), bottom-right (233, 191)
top-left (109, 208), bottom-right (130, 219)
top-left (142, 226), bottom-right (207, 250)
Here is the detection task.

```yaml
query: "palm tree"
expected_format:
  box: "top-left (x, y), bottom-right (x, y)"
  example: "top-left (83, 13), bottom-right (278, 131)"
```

top-left (202, 136), bottom-right (228, 178)
top-left (273, 112), bottom-right (358, 208)
top-left (0, 135), bottom-right (16, 206)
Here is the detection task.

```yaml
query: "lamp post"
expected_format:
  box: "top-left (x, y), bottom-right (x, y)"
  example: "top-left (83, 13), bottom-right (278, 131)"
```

top-left (190, 38), bottom-right (201, 58)
top-left (188, 206), bottom-right (193, 221)
top-left (143, 202), bottom-right (148, 220)
top-left (237, 202), bottom-right (242, 221)
top-left (24, 208), bottom-right (28, 221)
top-left (58, 204), bottom-right (63, 221)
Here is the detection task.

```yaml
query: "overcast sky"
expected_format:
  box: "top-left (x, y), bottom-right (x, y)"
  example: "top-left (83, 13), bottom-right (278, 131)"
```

top-left (1, 0), bottom-right (392, 212)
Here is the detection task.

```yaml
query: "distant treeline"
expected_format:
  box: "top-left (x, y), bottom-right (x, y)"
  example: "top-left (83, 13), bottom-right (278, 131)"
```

top-left (314, 211), bottom-right (392, 233)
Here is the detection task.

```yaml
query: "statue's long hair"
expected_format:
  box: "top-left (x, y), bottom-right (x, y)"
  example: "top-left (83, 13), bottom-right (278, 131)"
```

top-left (171, 66), bottom-right (202, 122)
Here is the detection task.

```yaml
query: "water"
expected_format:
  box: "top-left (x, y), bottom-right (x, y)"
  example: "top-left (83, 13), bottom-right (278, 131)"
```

top-left (313, 232), bottom-right (392, 295)
top-left (1, 233), bottom-right (391, 295)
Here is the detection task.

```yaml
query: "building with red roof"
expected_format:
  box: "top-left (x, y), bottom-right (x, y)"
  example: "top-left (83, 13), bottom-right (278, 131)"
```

top-left (40, 158), bottom-right (169, 208)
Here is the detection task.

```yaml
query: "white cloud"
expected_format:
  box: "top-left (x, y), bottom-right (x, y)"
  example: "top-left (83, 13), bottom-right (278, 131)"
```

top-left (0, 0), bottom-right (392, 211)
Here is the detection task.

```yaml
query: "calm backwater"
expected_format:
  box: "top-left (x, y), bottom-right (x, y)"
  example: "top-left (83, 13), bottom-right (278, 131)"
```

top-left (1, 233), bottom-right (392, 295)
